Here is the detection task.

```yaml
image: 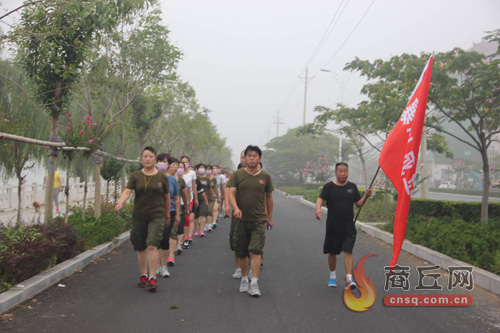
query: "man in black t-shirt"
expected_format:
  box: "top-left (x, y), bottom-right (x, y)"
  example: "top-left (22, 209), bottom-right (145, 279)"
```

top-left (315, 162), bottom-right (371, 290)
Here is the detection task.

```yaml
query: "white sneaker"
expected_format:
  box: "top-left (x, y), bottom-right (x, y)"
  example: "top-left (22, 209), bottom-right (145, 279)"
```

top-left (156, 265), bottom-right (161, 276)
top-left (232, 269), bottom-right (242, 279)
top-left (239, 278), bottom-right (249, 293)
top-left (249, 281), bottom-right (261, 297)
top-left (161, 266), bottom-right (170, 278)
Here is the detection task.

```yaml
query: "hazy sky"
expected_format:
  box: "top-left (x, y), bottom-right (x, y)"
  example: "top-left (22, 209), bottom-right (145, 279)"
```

top-left (2, 0), bottom-right (500, 166)
top-left (160, 0), bottom-right (500, 164)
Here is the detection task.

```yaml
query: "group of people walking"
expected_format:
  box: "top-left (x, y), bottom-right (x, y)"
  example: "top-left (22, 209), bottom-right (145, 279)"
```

top-left (115, 145), bottom-right (274, 296)
top-left (115, 144), bottom-right (371, 297)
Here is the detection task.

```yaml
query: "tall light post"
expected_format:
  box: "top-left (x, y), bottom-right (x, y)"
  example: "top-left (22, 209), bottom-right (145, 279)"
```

top-left (320, 69), bottom-right (352, 162)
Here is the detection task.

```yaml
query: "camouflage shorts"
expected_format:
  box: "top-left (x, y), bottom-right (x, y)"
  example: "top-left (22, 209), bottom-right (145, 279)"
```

top-left (233, 219), bottom-right (266, 258)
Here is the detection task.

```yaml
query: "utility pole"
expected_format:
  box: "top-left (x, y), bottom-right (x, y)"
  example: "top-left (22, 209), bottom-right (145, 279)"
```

top-left (303, 67), bottom-right (308, 125)
top-left (420, 129), bottom-right (429, 198)
top-left (274, 110), bottom-right (284, 137)
top-left (299, 67), bottom-right (314, 125)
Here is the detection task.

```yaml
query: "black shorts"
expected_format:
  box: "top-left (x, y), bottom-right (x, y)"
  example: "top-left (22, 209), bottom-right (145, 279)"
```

top-left (192, 202), bottom-right (200, 219)
top-left (323, 232), bottom-right (356, 255)
top-left (160, 213), bottom-right (176, 250)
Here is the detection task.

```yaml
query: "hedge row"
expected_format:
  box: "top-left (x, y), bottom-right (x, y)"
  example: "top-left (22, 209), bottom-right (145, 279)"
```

top-left (430, 188), bottom-right (500, 198)
top-left (0, 203), bottom-right (132, 293)
top-left (409, 199), bottom-right (500, 223)
top-left (383, 215), bottom-right (500, 274)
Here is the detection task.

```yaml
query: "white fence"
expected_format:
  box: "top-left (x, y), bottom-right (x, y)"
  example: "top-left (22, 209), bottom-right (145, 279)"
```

top-left (0, 178), bottom-right (121, 211)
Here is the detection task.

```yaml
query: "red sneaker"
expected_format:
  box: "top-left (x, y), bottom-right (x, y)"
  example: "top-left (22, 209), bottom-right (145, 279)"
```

top-left (167, 257), bottom-right (175, 266)
top-left (138, 275), bottom-right (148, 288)
top-left (147, 277), bottom-right (158, 292)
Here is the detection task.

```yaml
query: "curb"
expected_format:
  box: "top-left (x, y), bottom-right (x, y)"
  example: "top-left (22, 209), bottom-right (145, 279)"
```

top-left (0, 231), bottom-right (130, 314)
top-left (296, 196), bottom-right (500, 296)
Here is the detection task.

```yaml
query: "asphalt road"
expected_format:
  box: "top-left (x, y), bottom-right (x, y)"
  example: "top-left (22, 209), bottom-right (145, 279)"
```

top-left (2, 193), bottom-right (500, 332)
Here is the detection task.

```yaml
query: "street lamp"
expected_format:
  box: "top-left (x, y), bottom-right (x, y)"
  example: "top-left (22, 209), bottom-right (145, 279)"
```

top-left (320, 69), bottom-right (353, 162)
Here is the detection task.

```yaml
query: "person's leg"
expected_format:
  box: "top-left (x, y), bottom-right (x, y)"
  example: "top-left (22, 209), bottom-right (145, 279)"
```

top-left (199, 216), bottom-right (206, 235)
top-left (53, 188), bottom-right (60, 213)
top-left (159, 249), bottom-right (169, 268)
top-left (212, 201), bottom-right (219, 225)
top-left (238, 256), bottom-right (249, 276)
top-left (230, 216), bottom-right (242, 278)
top-left (328, 254), bottom-right (337, 272)
top-left (138, 249), bottom-right (148, 275)
top-left (147, 245), bottom-right (159, 278)
top-left (344, 252), bottom-right (353, 275)
top-left (206, 214), bottom-right (213, 231)
top-left (158, 221), bottom-right (172, 276)
top-left (342, 233), bottom-right (357, 289)
top-left (249, 253), bottom-right (262, 279)
top-left (247, 220), bottom-right (266, 296)
top-left (189, 210), bottom-right (196, 238)
top-left (145, 218), bottom-right (166, 289)
top-left (234, 220), bottom-right (251, 292)
top-left (168, 237), bottom-right (177, 263)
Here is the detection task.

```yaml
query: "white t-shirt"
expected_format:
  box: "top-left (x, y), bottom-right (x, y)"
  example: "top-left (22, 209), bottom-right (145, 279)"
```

top-left (183, 170), bottom-right (197, 202)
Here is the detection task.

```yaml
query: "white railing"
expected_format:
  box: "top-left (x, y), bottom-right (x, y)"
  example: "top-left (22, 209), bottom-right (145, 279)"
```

top-left (0, 178), bottom-right (121, 211)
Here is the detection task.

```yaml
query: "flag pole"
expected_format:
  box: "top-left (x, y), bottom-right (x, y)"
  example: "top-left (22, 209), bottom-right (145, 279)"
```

top-left (353, 165), bottom-right (381, 223)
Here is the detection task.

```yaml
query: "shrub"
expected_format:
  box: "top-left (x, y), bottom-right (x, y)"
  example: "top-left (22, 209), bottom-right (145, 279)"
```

top-left (0, 224), bottom-right (59, 291)
top-left (409, 200), bottom-right (500, 223)
top-left (357, 199), bottom-right (396, 222)
top-left (383, 215), bottom-right (500, 274)
top-left (40, 217), bottom-right (83, 263)
top-left (68, 203), bottom-right (131, 249)
top-left (0, 203), bottom-right (133, 292)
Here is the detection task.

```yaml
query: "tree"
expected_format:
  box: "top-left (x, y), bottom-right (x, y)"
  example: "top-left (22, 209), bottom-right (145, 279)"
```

top-left (0, 60), bottom-right (48, 222)
top-left (264, 128), bottom-right (344, 183)
top-left (344, 39), bottom-right (500, 222)
top-left (101, 156), bottom-right (123, 202)
top-left (13, 0), bottom-right (142, 222)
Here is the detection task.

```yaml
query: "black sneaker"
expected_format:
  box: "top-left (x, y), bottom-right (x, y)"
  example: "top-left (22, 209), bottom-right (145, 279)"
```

top-left (181, 240), bottom-right (190, 249)
top-left (138, 275), bottom-right (148, 288)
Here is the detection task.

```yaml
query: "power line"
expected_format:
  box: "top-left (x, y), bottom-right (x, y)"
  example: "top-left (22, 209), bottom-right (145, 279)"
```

top-left (321, 0), bottom-right (376, 70)
top-left (305, 0), bottom-right (349, 67)
top-left (277, 76), bottom-right (301, 111)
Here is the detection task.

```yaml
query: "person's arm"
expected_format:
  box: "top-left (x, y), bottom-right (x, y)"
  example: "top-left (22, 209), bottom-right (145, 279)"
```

top-left (228, 187), bottom-right (241, 219)
top-left (181, 188), bottom-right (190, 216)
top-left (165, 193), bottom-right (171, 227)
top-left (174, 195), bottom-right (180, 226)
top-left (315, 197), bottom-right (324, 220)
top-left (223, 184), bottom-right (231, 217)
top-left (215, 180), bottom-right (220, 201)
top-left (115, 189), bottom-right (132, 213)
top-left (200, 191), bottom-right (208, 206)
top-left (220, 183), bottom-right (226, 202)
top-left (355, 188), bottom-right (372, 208)
top-left (266, 192), bottom-right (274, 229)
top-left (192, 179), bottom-right (198, 206)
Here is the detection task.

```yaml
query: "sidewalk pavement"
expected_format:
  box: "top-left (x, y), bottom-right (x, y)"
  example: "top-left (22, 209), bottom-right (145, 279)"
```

top-left (0, 199), bottom-right (94, 225)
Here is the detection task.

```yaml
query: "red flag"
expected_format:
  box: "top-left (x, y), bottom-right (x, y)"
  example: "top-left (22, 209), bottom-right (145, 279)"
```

top-left (379, 56), bottom-right (433, 268)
